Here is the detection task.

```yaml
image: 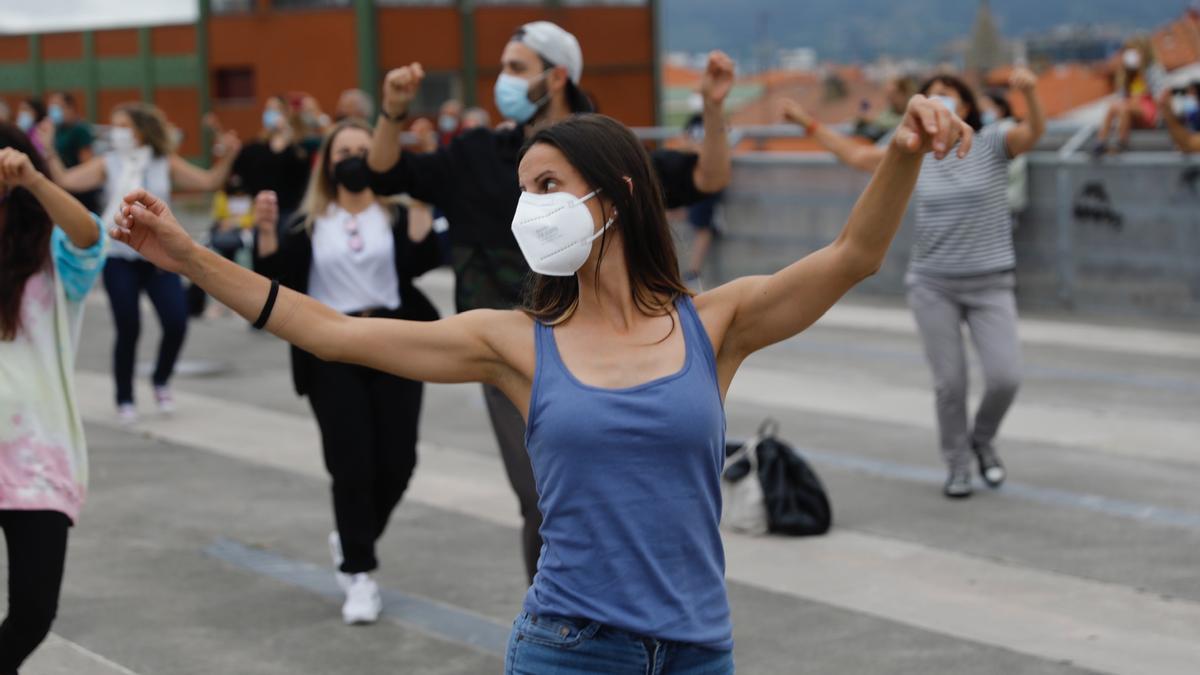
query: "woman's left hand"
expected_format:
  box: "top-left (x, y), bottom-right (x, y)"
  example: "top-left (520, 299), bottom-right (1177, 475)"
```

top-left (0, 147), bottom-right (42, 187)
top-left (891, 95), bottom-right (974, 160)
top-left (111, 189), bottom-right (202, 275)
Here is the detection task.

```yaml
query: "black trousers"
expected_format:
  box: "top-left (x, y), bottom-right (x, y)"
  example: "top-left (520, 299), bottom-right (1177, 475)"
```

top-left (0, 510), bottom-right (70, 674)
top-left (306, 359), bottom-right (422, 574)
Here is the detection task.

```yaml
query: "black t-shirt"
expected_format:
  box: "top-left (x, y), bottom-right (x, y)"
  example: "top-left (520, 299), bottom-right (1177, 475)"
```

top-left (367, 124), bottom-right (710, 310)
top-left (230, 141), bottom-right (312, 214)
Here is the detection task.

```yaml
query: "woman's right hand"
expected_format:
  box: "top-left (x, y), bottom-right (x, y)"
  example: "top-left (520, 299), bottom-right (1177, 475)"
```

top-left (891, 95), bottom-right (973, 160)
top-left (110, 189), bottom-right (201, 275)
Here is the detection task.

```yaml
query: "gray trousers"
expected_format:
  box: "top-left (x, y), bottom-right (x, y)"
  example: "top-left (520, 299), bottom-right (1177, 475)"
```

top-left (482, 384), bottom-right (542, 584)
top-left (906, 271), bottom-right (1022, 469)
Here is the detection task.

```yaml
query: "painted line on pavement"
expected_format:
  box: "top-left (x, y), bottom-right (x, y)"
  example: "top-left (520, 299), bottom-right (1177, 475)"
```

top-left (205, 537), bottom-right (509, 657)
top-left (24, 633), bottom-right (142, 675)
top-left (797, 448), bottom-right (1200, 531)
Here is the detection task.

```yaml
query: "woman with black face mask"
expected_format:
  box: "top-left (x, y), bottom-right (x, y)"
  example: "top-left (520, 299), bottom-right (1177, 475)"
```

top-left (251, 119), bottom-right (441, 625)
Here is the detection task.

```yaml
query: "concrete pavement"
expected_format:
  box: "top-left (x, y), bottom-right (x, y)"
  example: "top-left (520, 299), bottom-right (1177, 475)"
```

top-left (8, 268), bottom-right (1200, 674)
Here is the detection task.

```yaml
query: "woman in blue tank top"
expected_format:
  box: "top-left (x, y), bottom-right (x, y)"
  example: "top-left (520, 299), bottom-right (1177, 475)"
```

top-left (108, 101), bottom-right (971, 673)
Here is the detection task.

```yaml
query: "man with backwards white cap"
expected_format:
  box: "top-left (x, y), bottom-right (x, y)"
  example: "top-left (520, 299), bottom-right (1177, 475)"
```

top-left (367, 21), bottom-right (735, 584)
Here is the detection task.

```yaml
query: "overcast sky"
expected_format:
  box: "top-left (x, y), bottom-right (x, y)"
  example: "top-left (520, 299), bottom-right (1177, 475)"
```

top-left (0, 0), bottom-right (196, 34)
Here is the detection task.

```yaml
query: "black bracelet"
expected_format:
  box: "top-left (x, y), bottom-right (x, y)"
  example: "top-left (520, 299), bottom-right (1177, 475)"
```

top-left (253, 279), bottom-right (280, 330)
top-left (381, 109), bottom-right (408, 123)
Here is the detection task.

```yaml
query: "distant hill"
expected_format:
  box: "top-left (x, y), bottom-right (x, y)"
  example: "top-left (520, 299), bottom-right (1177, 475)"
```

top-left (662, 0), bottom-right (1183, 64)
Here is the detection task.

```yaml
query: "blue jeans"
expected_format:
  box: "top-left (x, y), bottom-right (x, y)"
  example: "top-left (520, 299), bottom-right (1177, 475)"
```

top-left (505, 612), bottom-right (734, 675)
top-left (102, 257), bottom-right (188, 405)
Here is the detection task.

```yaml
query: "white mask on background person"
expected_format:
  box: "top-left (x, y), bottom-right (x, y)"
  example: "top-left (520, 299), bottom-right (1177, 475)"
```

top-left (110, 126), bottom-right (137, 154)
top-left (16, 111), bottom-right (33, 132)
top-left (1123, 49), bottom-right (1142, 70)
top-left (981, 110), bottom-right (998, 127)
top-left (511, 188), bottom-right (615, 276)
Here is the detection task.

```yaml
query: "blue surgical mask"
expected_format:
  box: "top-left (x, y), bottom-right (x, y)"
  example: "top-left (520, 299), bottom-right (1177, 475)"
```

top-left (262, 109), bottom-right (283, 131)
top-left (16, 111), bottom-right (34, 132)
top-left (48, 104), bottom-right (64, 125)
top-left (438, 114), bottom-right (458, 134)
top-left (494, 72), bottom-right (548, 124)
top-left (929, 95), bottom-right (958, 117)
top-left (981, 110), bottom-right (998, 127)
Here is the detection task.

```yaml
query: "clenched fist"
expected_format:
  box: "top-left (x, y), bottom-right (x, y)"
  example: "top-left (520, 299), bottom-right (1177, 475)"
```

top-left (0, 147), bottom-right (41, 188)
top-left (1009, 67), bottom-right (1037, 94)
top-left (381, 63), bottom-right (425, 120)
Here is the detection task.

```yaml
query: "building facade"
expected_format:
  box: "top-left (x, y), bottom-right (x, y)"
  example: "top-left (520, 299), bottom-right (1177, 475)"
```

top-left (0, 0), bottom-right (660, 161)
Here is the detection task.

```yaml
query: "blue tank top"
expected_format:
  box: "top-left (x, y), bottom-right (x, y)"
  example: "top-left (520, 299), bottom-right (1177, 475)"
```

top-left (522, 295), bottom-right (733, 650)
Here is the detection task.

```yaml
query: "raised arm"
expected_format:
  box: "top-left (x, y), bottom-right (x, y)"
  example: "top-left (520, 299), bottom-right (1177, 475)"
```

top-left (109, 189), bottom-right (510, 387)
top-left (368, 63), bottom-right (423, 176)
top-left (1, 148), bottom-right (99, 248)
top-left (704, 96), bottom-right (972, 384)
top-left (1159, 89), bottom-right (1200, 153)
top-left (44, 150), bottom-right (106, 194)
top-left (1004, 68), bottom-right (1046, 157)
top-left (169, 131), bottom-right (240, 193)
top-left (692, 51), bottom-right (735, 193)
top-left (782, 100), bottom-right (887, 172)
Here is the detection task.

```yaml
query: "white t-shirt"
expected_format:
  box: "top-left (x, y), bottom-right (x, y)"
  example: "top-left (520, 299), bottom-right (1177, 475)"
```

top-left (307, 202), bottom-right (401, 314)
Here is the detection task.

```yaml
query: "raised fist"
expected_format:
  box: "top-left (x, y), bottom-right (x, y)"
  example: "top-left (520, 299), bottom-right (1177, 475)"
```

top-left (382, 63), bottom-right (425, 119)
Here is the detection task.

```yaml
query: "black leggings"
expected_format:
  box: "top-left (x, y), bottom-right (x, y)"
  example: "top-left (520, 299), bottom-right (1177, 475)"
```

top-left (307, 359), bottom-right (423, 574)
top-left (0, 510), bottom-right (70, 674)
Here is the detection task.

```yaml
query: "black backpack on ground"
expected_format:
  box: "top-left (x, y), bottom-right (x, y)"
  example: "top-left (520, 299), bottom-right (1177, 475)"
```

top-left (723, 419), bottom-right (832, 536)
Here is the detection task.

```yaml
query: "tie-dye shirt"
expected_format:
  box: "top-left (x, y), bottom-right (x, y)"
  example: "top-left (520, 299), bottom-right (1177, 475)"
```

top-left (0, 218), bottom-right (106, 523)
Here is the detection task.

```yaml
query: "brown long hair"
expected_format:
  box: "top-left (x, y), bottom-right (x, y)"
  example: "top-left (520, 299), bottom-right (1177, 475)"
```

top-left (518, 114), bottom-right (690, 325)
top-left (0, 123), bottom-right (53, 341)
top-left (114, 102), bottom-right (174, 156)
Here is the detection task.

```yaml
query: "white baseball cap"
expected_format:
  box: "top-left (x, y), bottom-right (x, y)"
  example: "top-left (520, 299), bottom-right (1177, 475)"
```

top-left (514, 21), bottom-right (583, 85)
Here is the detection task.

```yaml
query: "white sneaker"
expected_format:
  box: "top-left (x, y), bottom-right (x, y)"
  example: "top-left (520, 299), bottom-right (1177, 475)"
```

top-left (117, 404), bottom-right (138, 426)
top-left (341, 573), bottom-right (381, 625)
top-left (328, 532), bottom-right (351, 591)
top-left (153, 385), bottom-right (175, 414)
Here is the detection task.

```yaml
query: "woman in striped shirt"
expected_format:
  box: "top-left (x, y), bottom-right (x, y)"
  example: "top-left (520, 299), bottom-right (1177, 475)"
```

top-left (785, 69), bottom-right (1046, 498)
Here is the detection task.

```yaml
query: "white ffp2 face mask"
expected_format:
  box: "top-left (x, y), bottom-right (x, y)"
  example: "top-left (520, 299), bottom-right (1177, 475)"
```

top-left (110, 127), bottom-right (137, 154)
top-left (511, 188), bottom-right (615, 277)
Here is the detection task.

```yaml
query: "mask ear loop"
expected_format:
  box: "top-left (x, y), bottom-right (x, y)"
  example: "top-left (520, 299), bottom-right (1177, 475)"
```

top-left (527, 67), bottom-right (557, 120)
